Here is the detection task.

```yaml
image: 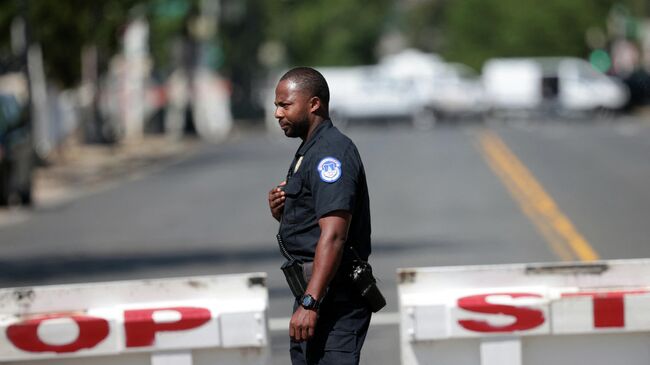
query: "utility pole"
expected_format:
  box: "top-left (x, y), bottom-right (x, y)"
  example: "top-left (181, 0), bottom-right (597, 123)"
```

top-left (13, 0), bottom-right (31, 129)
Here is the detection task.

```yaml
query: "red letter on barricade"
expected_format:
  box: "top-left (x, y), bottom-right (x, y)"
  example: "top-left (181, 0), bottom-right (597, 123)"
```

top-left (562, 290), bottom-right (648, 328)
top-left (457, 293), bottom-right (545, 333)
top-left (6, 314), bottom-right (110, 353)
top-left (124, 306), bottom-right (212, 347)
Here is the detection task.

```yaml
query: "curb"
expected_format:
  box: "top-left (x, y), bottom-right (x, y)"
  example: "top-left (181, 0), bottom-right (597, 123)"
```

top-left (33, 136), bottom-right (202, 207)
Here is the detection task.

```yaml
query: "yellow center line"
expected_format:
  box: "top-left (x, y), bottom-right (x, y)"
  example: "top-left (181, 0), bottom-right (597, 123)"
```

top-left (475, 129), bottom-right (599, 262)
top-left (479, 140), bottom-right (575, 261)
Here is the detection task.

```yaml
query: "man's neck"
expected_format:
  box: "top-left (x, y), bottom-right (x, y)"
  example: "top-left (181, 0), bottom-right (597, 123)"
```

top-left (302, 116), bottom-right (325, 142)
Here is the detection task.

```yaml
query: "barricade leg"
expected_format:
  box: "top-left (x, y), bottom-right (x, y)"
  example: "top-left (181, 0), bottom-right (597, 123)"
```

top-left (480, 338), bottom-right (521, 365)
top-left (151, 351), bottom-right (193, 365)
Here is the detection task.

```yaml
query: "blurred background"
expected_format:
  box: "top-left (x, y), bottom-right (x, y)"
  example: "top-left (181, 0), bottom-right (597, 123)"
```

top-left (0, 0), bottom-right (648, 165)
top-left (1, 1), bottom-right (650, 364)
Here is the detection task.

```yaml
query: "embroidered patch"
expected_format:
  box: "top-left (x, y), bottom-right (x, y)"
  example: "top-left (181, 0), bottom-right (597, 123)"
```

top-left (317, 157), bottom-right (342, 183)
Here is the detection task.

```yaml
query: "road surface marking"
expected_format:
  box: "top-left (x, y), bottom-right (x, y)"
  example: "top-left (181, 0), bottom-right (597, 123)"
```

top-left (476, 129), bottom-right (599, 262)
top-left (269, 311), bottom-right (399, 332)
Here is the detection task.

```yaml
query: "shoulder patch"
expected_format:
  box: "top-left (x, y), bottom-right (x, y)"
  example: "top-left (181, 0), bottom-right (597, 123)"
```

top-left (317, 157), bottom-right (342, 183)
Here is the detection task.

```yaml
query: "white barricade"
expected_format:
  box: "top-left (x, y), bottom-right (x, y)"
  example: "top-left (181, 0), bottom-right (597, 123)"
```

top-left (398, 259), bottom-right (650, 365)
top-left (0, 273), bottom-right (270, 365)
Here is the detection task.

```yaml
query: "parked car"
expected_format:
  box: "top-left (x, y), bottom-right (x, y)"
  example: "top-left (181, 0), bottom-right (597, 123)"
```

top-left (426, 63), bottom-right (488, 121)
top-left (318, 66), bottom-right (425, 126)
top-left (265, 49), bottom-right (489, 132)
top-left (0, 93), bottom-right (33, 206)
top-left (482, 57), bottom-right (629, 118)
top-left (314, 49), bottom-right (446, 129)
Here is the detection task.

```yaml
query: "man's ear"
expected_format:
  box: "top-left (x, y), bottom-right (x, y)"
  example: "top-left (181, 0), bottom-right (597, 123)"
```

top-left (309, 97), bottom-right (321, 113)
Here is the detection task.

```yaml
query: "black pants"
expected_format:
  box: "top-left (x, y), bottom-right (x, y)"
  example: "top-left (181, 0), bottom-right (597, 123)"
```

top-left (290, 281), bottom-right (371, 365)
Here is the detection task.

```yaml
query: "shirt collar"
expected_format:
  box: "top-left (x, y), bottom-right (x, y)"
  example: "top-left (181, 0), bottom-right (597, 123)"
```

top-left (297, 120), bottom-right (333, 156)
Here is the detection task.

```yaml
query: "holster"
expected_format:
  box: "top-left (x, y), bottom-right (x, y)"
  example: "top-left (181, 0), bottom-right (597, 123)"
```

top-left (281, 259), bottom-right (308, 298)
top-left (350, 260), bottom-right (386, 313)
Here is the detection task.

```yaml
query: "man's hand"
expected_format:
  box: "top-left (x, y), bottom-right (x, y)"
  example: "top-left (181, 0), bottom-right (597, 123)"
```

top-left (268, 181), bottom-right (286, 221)
top-left (290, 306), bottom-right (318, 342)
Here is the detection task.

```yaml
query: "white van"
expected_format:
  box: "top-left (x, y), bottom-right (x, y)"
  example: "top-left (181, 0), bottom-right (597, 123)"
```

top-left (482, 57), bottom-right (629, 117)
top-left (317, 49), bottom-right (446, 129)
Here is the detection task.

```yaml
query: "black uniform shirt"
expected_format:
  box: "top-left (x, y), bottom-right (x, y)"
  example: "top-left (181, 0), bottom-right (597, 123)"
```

top-left (279, 120), bottom-right (371, 262)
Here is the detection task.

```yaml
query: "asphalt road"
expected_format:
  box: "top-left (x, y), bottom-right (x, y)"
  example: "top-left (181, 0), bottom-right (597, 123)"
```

top-left (1, 118), bottom-right (650, 364)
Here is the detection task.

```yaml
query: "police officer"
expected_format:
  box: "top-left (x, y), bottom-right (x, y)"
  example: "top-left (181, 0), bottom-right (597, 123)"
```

top-left (268, 67), bottom-right (372, 365)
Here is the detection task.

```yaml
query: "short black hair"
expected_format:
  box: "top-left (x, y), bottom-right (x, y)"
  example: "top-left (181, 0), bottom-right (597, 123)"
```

top-left (279, 67), bottom-right (330, 106)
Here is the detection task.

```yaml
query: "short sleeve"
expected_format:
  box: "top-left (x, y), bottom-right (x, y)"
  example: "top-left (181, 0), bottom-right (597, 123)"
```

top-left (309, 145), bottom-right (360, 219)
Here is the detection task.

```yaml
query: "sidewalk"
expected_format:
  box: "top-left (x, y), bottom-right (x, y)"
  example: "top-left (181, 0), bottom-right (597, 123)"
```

top-left (33, 136), bottom-right (202, 207)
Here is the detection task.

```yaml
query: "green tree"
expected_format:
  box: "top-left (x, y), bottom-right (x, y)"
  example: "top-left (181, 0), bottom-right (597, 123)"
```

top-left (0, 1), bottom-right (140, 87)
top-left (441, 0), bottom-right (645, 69)
top-left (401, 0), bottom-right (447, 53)
top-left (148, 0), bottom-right (198, 74)
top-left (262, 0), bottom-right (393, 66)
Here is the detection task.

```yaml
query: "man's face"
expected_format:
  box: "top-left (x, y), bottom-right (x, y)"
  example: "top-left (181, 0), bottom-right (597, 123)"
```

top-left (274, 79), bottom-right (311, 139)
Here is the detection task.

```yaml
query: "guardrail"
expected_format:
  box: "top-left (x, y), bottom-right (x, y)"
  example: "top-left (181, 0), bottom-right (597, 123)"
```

top-left (0, 273), bottom-right (269, 365)
top-left (398, 259), bottom-right (650, 365)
